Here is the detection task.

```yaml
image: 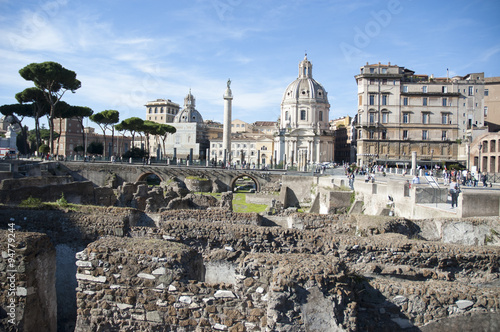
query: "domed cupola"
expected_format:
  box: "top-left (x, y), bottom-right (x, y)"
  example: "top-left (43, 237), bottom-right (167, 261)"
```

top-left (174, 89), bottom-right (204, 123)
top-left (280, 54), bottom-right (330, 131)
top-left (281, 54), bottom-right (329, 104)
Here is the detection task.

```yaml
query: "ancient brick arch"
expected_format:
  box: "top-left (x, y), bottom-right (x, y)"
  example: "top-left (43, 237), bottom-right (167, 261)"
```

top-left (229, 173), bottom-right (261, 192)
top-left (135, 171), bottom-right (165, 183)
top-left (59, 162), bottom-right (281, 192)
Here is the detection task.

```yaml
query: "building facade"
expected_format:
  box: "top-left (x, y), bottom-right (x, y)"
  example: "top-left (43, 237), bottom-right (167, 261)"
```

top-left (355, 62), bottom-right (485, 168)
top-left (231, 119), bottom-right (249, 133)
top-left (143, 91), bottom-right (209, 160)
top-left (252, 121), bottom-right (277, 135)
top-left (330, 116), bottom-right (353, 165)
top-left (485, 77), bottom-right (500, 130)
top-left (210, 133), bottom-right (274, 167)
top-left (145, 99), bottom-right (180, 123)
top-left (470, 132), bottom-right (500, 173)
top-left (53, 117), bottom-right (132, 158)
top-left (275, 55), bottom-right (334, 167)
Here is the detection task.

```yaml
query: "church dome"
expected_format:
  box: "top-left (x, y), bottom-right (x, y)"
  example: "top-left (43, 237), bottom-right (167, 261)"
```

top-left (282, 54), bottom-right (328, 104)
top-left (174, 90), bottom-right (204, 123)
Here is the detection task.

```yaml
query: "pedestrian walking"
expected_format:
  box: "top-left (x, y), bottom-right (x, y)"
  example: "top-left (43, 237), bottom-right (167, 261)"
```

top-left (449, 177), bottom-right (460, 208)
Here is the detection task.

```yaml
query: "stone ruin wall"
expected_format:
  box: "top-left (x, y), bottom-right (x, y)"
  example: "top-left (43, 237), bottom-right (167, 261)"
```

top-left (73, 237), bottom-right (358, 332)
top-left (0, 231), bottom-right (57, 332)
top-left (0, 207), bottom-right (499, 331)
top-left (0, 206), bottom-right (134, 331)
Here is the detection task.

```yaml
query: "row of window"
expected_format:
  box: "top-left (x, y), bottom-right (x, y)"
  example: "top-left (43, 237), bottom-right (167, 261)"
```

top-left (401, 85), bottom-right (477, 95)
top-left (369, 78), bottom-right (396, 85)
top-left (211, 143), bottom-right (270, 150)
top-left (367, 112), bottom-right (450, 125)
top-left (148, 107), bottom-right (177, 114)
top-left (366, 95), bottom-right (452, 107)
top-left (480, 140), bottom-right (500, 153)
top-left (404, 96), bottom-right (450, 107)
top-left (362, 67), bottom-right (389, 74)
top-left (148, 115), bottom-right (173, 121)
top-left (211, 150), bottom-right (268, 157)
top-left (284, 110), bottom-right (324, 121)
top-left (360, 129), bottom-right (448, 141)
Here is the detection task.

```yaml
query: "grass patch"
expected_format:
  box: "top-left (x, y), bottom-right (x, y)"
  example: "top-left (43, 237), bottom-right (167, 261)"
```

top-left (186, 176), bottom-right (209, 181)
top-left (337, 185), bottom-right (352, 192)
top-left (194, 192), bottom-right (221, 198)
top-left (232, 193), bottom-right (268, 213)
top-left (19, 196), bottom-right (44, 208)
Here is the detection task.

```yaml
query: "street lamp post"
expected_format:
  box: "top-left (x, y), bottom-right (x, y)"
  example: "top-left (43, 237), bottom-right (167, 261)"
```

top-left (403, 152), bottom-right (406, 173)
top-left (478, 143), bottom-right (483, 172)
top-left (430, 149), bottom-right (434, 174)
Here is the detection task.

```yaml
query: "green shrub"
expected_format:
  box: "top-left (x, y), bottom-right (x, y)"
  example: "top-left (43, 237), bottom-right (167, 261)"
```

top-left (19, 196), bottom-right (43, 208)
top-left (56, 193), bottom-right (69, 207)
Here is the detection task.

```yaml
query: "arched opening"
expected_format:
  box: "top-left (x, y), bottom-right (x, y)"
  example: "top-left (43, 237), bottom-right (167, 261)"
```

top-left (136, 172), bottom-right (164, 187)
top-left (230, 174), bottom-right (260, 193)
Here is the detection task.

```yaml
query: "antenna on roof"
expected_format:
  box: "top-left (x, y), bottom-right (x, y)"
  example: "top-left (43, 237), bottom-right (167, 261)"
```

top-left (447, 68), bottom-right (449, 82)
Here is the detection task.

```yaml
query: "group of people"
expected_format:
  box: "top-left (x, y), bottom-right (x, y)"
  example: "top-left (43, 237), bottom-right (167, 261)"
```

top-left (346, 164), bottom-right (493, 209)
top-left (443, 169), bottom-right (489, 187)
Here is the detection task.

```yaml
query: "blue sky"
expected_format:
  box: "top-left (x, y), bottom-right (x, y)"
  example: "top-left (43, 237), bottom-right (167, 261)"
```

top-left (1, 0), bottom-right (499, 130)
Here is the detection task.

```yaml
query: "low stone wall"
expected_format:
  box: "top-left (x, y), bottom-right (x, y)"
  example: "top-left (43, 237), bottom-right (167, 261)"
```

top-left (416, 216), bottom-right (500, 246)
top-left (0, 230), bottom-right (57, 332)
top-left (0, 207), bottom-right (134, 242)
top-left (359, 277), bottom-right (500, 331)
top-left (157, 209), bottom-right (263, 226)
top-left (279, 175), bottom-right (316, 208)
top-left (0, 177), bottom-right (117, 206)
top-left (286, 212), bottom-right (354, 231)
top-left (131, 219), bottom-right (499, 282)
top-left (0, 175), bottom-right (73, 191)
top-left (461, 191), bottom-right (500, 218)
top-left (335, 175), bottom-right (500, 219)
top-left (0, 181), bottom-right (96, 205)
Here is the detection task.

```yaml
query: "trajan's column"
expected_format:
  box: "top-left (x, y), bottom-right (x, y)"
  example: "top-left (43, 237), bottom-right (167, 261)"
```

top-left (223, 79), bottom-right (233, 165)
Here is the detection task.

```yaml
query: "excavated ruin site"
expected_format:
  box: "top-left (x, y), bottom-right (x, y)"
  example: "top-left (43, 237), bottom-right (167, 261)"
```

top-left (0, 172), bottom-right (499, 332)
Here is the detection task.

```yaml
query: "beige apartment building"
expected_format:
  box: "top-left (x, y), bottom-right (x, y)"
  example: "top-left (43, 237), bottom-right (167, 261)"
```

top-left (210, 133), bottom-right (274, 167)
top-left (330, 116), bottom-right (354, 165)
top-left (145, 99), bottom-right (180, 123)
top-left (252, 121), bottom-right (277, 135)
top-left (231, 119), bottom-right (249, 133)
top-left (485, 77), bottom-right (500, 129)
top-left (355, 62), bottom-right (485, 169)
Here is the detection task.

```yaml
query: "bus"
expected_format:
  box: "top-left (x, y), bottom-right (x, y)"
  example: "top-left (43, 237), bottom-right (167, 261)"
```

top-left (0, 148), bottom-right (17, 160)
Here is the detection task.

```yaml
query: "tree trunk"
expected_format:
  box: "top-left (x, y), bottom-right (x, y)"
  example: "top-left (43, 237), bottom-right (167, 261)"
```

top-left (34, 105), bottom-right (42, 151)
top-left (49, 114), bottom-right (55, 155)
top-left (56, 117), bottom-right (62, 156)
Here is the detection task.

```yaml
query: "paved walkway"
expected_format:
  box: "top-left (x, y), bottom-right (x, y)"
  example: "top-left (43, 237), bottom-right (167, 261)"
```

top-left (417, 202), bottom-right (458, 214)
